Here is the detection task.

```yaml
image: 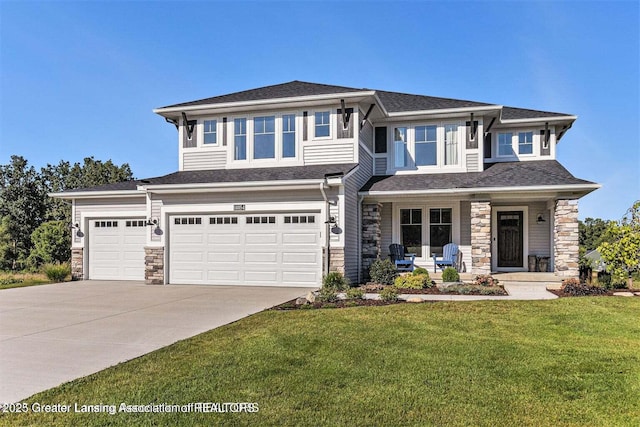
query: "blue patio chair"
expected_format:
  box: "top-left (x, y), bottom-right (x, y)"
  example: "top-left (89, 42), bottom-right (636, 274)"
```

top-left (389, 244), bottom-right (416, 272)
top-left (433, 243), bottom-right (459, 272)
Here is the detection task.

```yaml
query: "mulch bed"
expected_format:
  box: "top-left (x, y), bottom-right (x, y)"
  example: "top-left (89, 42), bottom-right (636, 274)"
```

top-left (549, 288), bottom-right (640, 298)
top-left (272, 298), bottom-right (418, 310)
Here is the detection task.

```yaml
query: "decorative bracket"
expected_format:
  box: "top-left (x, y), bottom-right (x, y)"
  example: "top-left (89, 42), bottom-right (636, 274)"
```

top-left (340, 99), bottom-right (352, 130)
top-left (543, 122), bottom-right (550, 149)
top-left (467, 113), bottom-right (478, 141)
top-left (181, 112), bottom-right (196, 139)
top-left (484, 117), bottom-right (496, 135)
top-left (165, 117), bottom-right (179, 130)
top-left (360, 103), bottom-right (375, 129)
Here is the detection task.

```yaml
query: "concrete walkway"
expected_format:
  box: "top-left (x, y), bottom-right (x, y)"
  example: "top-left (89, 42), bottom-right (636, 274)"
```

top-left (363, 282), bottom-right (558, 301)
top-left (0, 281), bottom-right (309, 403)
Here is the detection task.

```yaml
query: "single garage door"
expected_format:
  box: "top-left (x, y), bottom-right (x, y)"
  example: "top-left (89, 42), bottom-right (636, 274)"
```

top-left (88, 219), bottom-right (146, 280)
top-left (169, 213), bottom-right (321, 286)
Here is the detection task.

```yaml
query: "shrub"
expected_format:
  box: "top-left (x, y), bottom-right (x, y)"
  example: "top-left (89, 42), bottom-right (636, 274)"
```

top-left (43, 263), bottom-right (70, 282)
top-left (561, 282), bottom-right (608, 296)
top-left (369, 258), bottom-right (397, 285)
top-left (561, 278), bottom-right (581, 287)
top-left (27, 220), bottom-right (71, 269)
top-left (0, 276), bottom-right (21, 286)
top-left (379, 286), bottom-right (399, 302)
top-left (394, 274), bottom-right (432, 289)
top-left (316, 287), bottom-right (339, 303)
top-left (442, 267), bottom-right (460, 283)
top-left (473, 274), bottom-right (499, 287)
top-left (345, 287), bottom-right (365, 300)
top-left (323, 271), bottom-right (349, 291)
top-left (360, 283), bottom-right (385, 292)
top-left (412, 267), bottom-right (429, 276)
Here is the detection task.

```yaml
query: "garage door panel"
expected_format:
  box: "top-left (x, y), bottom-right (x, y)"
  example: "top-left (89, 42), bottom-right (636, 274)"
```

top-left (282, 233), bottom-right (318, 244)
top-left (282, 252), bottom-right (318, 264)
top-left (170, 213), bottom-right (321, 286)
top-left (173, 269), bottom-right (204, 281)
top-left (209, 233), bottom-right (241, 244)
top-left (89, 218), bottom-right (146, 281)
top-left (93, 235), bottom-right (120, 245)
top-left (245, 233), bottom-right (278, 244)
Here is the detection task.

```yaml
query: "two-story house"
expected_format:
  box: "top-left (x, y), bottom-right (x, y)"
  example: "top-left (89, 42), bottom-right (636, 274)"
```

top-left (52, 81), bottom-right (599, 287)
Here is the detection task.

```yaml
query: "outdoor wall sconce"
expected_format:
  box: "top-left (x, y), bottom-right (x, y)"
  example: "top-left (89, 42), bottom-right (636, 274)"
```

top-left (69, 223), bottom-right (84, 238)
top-left (537, 213), bottom-right (546, 224)
top-left (146, 218), bottom-right (159, 226)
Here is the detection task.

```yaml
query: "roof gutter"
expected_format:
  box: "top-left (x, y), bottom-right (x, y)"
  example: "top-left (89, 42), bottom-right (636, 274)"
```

top-left (500, 115), bottom-right (577, 124)
top-left (139, 179), bottom-right (327, 194)
top-left (385, 105), bottom-right (502, 118)
top-left (359, 183), bottom-right (601, 197)
top-left (48, 190), bottom-right (144, 200)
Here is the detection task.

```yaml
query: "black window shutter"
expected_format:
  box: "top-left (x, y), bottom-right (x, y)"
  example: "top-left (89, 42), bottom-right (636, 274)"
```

top-left (466, 120), bottom-right (478, 149)
top-left (484, 133), bottom-right (492, 159)
top-left (222, 117), bottom-right (227, 146)
top-left (375, 126), bottom-right (387, 153)
top-left (302, 111), bottom-right (308, 141)
top-left (540, 129), bottom-right (550, 156)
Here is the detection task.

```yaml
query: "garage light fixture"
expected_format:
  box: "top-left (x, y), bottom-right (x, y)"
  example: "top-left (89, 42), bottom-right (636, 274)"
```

top-left (146, 218), bottom-right (159, 226)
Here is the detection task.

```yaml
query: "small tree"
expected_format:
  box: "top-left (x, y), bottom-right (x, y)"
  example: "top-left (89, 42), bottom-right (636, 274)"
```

top-left (27, 220), bottom-right (70, 268)
top-left (598, 201), bottom-right (640, 287)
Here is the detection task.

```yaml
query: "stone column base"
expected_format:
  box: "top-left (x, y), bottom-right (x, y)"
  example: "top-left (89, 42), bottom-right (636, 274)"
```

top-left (145, 247), bottom-right (164, 285)
top-left (71, 248), bottom-right (83, 280)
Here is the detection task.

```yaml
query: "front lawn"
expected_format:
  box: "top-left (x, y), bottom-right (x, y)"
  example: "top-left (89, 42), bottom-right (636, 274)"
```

top-left (1, 298), bottom-right (639, 426)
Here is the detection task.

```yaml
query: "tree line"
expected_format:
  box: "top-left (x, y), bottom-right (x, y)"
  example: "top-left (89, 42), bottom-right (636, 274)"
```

top-left (0, 155), bottom-right (134, 270)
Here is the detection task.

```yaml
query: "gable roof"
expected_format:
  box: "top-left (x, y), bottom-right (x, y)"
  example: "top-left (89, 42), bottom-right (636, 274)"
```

top-left (58, 163), bottom-right (358, 195)
top-left (360, 160), bottom-right (597, 194)
top-left (156, 80), bottom-right (574, 121)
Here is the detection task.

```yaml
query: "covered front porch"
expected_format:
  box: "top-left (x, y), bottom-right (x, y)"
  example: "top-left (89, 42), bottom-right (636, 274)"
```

top-left (360, 197), bottom-right (580, 280)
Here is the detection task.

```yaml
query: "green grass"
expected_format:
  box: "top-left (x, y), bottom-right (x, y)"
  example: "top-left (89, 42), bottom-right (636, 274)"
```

top-left (0, 272), bottom-right (51, 290)
top-left (2, 298), bottom-right (639, 426)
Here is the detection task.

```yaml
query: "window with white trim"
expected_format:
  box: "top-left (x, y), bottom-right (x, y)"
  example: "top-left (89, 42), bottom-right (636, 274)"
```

top-left (518, 131), bottom-right (533, 155)
top-left (444, 124), bottom-right (458, 165)
top-left (315, 111), bottom-right (330, 138)
top-left (282, 114), bottom-right (296, 158)
top-left (400, 208), bottom-right (422, 257)
top-left (234, 118), bottom-right (247, 160)
top-left (498, 132), bottom-right (514, 156)
top-left (253, 116), bottom-right (275, 159)
top-left (415, 125), bottom-right (437, 166)
top-left (394, 127), bottom-right (408, 168)
top-left (203, 120), bottom-right (217, 145)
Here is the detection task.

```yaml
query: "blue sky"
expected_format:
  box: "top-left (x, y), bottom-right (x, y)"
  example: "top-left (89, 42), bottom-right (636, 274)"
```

top-left (1, 1), bottom-right (638, 220)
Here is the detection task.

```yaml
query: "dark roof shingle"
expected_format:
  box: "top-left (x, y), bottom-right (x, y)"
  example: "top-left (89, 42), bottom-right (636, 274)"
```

top-left (360, 161), bottom-right (595, 193)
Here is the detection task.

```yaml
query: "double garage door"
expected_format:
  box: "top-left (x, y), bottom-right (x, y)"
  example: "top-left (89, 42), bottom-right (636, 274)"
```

top-left (169, 212), bottom-right (322, 287)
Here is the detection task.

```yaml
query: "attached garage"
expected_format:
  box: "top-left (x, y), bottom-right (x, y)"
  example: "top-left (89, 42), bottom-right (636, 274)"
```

top-left (169, 212), bottom-right (321, 286)
top-left (88, 219), bottom-right (147, 280)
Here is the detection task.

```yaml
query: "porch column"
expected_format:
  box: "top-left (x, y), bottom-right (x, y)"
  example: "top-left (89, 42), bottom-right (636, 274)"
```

top-left (553, 199), bottom-right (579, 278)
top-left (361, 202), bottom-right (382, 280)
top-left (471, 201), bottom-right (492, 275)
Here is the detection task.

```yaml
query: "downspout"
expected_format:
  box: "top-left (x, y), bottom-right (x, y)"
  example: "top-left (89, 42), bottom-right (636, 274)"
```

top-left (320, 182), bottom-right (331, 277)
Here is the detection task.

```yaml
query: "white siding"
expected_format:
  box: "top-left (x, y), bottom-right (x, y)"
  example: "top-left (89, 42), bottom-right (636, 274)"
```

top-left (303, 143), bottom-right (354, 165)
top-left (466, 153), bottom-right (479, 172)
top-left (74, 197), bottom-right (146, 245)
top-left (360, 121), bottom-right (374, 152)
top-left (183, 151), bottom-right (227, 171)
top-left (528, 201), bottom-right (551, 256)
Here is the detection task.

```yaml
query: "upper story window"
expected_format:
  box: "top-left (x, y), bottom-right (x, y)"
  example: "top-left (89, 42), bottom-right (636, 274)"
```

top-left (498, 132), bottom-right (514, 157)
top-left (282, 114), bottom-right (296, 158)
top-left (394, 127), bottom-right (409, 168)
top-left (415, 125), bottom-right (437, 166)
top-left (203, 120), bottom-right (217, 145)
top-left (315, 111), bottom-right (330, 138)
top-left (444, 125), bottom-right (459, 165)
top-left (253, 116), bottom-right (275, 159)
top-left (234, 118), bottom-right (247, 160)
top-left (518, 131), bottom-right (533, 155)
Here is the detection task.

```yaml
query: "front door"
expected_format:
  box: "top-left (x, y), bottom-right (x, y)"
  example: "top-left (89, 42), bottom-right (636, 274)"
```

top-left (497, 211), bottom-right (523, 268)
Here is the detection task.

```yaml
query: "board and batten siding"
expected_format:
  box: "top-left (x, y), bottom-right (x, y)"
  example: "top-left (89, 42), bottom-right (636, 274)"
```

top-left (303, 143), bottom-right (354, 165)
top-left (527, 201), bottom-right (551, 256)
top-left (342, 145), bottom-right (373, 282)
top-left (183, 151), bottom-right (227, 171)
top-left (380, 202), bottom-right (393, 259)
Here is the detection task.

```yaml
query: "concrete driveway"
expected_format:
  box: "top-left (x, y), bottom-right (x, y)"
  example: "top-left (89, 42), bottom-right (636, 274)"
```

top-left (0, 280), bottom-right (309, 403)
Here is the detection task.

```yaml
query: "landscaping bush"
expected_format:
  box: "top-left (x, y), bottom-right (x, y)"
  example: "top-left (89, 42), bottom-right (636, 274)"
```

top-left (316, 287), bottom-right (339, 303)
top-left (473, 274), bottom-right (499, 287)
top-left (561, 278), bottom-right (608, 296)
top-left (412, 267), bottom-right (429, 276)
top-left (345, 287), bottom-right (365, 300)
top-left (0, 276), bottom-right (21, 286)
top-left (323, 271), bottom-right (349, 291)
top-left (42, 263), bottom-right (71, 282)
top-left (378, 286), bottom-right (399, 302)
top-left (442, 267), bottom-right (460, 282)
top-left (394, 274), bottom-right (432, 289)
top-left (369, 258), bottom-right (397, 285)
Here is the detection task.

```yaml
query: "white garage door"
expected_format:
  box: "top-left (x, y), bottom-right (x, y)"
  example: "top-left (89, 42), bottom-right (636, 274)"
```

top-left (169, 213), bottom-right (321, 286)
top-left (88, 219), bottom-right (146, 280)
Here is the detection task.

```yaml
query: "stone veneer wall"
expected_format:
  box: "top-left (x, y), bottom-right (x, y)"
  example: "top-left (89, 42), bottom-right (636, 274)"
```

top-left (470, 201), bottom-right (492, 275)
top-left (323, 247), bottom-right (345, 275)
top-left (361, 203), bottom-right (382, 280)
top-left (554, 199), bottom-right (579, 277)
top-left (71, 248), bottom-right (83, 280)
top-left (145, 247), bottom-right (164, 285)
